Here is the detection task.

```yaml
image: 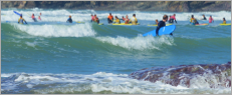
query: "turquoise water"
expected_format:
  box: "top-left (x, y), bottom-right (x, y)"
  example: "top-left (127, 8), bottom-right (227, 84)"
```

top-left (1, 9), bottom-right (231, 94)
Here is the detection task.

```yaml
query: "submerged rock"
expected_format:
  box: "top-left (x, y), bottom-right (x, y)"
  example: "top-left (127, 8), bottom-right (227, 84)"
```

top-left (129, 62), bottom-right (231, 88)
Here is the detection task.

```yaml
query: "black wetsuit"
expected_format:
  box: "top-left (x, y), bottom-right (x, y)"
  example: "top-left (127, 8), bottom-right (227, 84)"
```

top-left (107, 18), bottom-right (113, 24)
top-left (202, 17), bottom-right (207, 20)
top-left (67, 18), bottom-right (72, 23)
top-left (156, 21), bottom-right (173, 36)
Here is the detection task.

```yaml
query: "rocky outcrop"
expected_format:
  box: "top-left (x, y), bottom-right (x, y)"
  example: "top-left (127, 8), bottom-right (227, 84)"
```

top-left (129, 62), bottom-right (231, 88)
top-left (1, 1), bottom-right (231, 12)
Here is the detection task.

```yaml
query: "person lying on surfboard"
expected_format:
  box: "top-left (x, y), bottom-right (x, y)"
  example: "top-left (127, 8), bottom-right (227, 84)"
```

top-left (156, 15), bottom-right (173, 36)
top-left (190, 15), bottom-right (199, 25)
top-left (66, 15), bottom-right (73, 23)
top-left (18, 15), bottom-right (27, 24)
top-left (114, 16), bottom-right (121, 24)
top-left (222, 18), bottom-right (226, 24)
top-left (124, 15), bottom-right (130, 24)
top-left (129, 14), bottom-right (138, 25)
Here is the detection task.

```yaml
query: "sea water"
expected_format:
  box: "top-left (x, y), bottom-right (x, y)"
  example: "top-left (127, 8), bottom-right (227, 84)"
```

top-left (1, 8), bottom-right (231, 94)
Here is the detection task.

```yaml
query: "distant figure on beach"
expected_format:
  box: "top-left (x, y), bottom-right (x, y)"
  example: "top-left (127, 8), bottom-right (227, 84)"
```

top-left (169, 14), bottom-right (177, 23)
top-left (129, 14), bottom-right (138, 25)
top-left (124, 15), bottom-right (130, 24)
top-left (190, 15), bottom-right (199, 25)
top-left (222, 18), bottom-right (226, 24)
top-left (156, 15), bottom-right (172, 36)
top-left (201, 14), bottom-right (207, 20)
top-left (209, 15), bottom-right (214, 23)
top-left (67, 15), bottom-right (73, 23)
top-left (31, 14), bottom-right (37, 22)
top-left (107, 13), bottom-right (114, 24)
top-left (18, 15), bottom-right (27, 24)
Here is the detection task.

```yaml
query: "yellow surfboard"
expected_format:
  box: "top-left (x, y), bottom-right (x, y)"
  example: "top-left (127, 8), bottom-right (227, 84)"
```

top-left (112, 23), bottom-right (139, 25)
top-left (219, 23), bottom-right (231, 26)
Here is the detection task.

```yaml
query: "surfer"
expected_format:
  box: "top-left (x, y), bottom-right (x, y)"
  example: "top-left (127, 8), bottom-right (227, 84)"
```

top-left (156, 15), bottom-right (172, 36)
top-left (124, 15), bottom-right (130, 24)
top-left (107, 13), bottom-right (114, 24)
top-left (18, 15), bottom-right (27, 24)
top-left (209, 15), bottom-right (214, 23)
top-left (94, 14), bottom-right (100, 24)
top-left (129, 14), bottom-right (138, 25)
top-left (115, 16), bottom-right (121, 24)
top-left (201, 14), bottom-right (207, 20)
top-left (67, 15), bottom-right (73, 23)
top-left (31, 14), bottom-right (37, 22)
top-left (222, 18), bottom-right (226, 24)
top-left (190, 15), bottom-right (199, 25)
top-left (91, 14), bottom-right (94, 22)
top-left (169, 14), bottom-right (177, 23)
top-left (38, 13), bottom-right (42, 20)
top-left (155, 19), bottom-right (159, 25)
top-left (121, 16), bottom-right (125, 21)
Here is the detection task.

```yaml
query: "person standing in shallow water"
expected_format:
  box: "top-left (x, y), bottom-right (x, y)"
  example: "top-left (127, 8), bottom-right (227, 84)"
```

top-left (156, 15), bottom-right (173, 36)
top-left (209, 15), bottom-right (214, 23)
top-left (67, 15), bottom-right (73, 23)
top-left (18, 15), bottom-right (27, 24)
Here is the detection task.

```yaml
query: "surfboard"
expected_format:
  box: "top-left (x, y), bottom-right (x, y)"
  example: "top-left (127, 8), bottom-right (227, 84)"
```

top-left (13, 11), bottom-right (21, 16)
top-left (112, 23), bottom-right (139, 25)
top-left (219, 23), bottom-right (231, 26)
top-left (143, 25), bottom-right (176, 37)
top-left (147, 24), bottom-right (172, 26)
top-left (76, 21), bottom-right (85, 24)
top-left (195, 23), bottom-right (208, 26)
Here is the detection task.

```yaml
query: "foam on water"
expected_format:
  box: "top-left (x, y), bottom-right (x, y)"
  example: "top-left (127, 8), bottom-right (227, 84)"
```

top-left (96, 35), bottom-right (175, 50)
top-left (1, 72), bottom-right (231, 94)
top-left (11, 23), bottom-right (96, 37)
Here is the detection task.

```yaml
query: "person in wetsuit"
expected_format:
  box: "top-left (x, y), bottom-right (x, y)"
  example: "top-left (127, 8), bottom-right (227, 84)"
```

top-left (18, 15), bottom-right (27, 24)
top-left (31, 14), bottom-right (37, 22)
top-left (190, 15), bottom-right (199, 25)
top-left (156, 15), bottom-right (172, 36)
top-left (67, 15), bottom-right (73, 23)
top-left (168, 14), bottom-right (177, 23)
top-left (201, 14), bottom-right (207, 20)
top-left (222, 18), bottom-right (226, 24)
top-left (107, 13), bottom-right (114, 24)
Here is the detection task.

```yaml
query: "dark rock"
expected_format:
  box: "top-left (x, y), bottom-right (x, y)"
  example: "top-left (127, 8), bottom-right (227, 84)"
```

top-left (129, 62), bottom-right (231, 88)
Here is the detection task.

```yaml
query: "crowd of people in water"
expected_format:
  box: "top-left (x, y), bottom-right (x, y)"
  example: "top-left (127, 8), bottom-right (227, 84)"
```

top-left (17, 12), bottom-right (228, 36)
top-left (18, 12), bottom-right (228, 25)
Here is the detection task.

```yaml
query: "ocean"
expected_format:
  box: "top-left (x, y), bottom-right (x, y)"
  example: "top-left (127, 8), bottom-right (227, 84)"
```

top-left (1, 8), bottom-right (231, 94)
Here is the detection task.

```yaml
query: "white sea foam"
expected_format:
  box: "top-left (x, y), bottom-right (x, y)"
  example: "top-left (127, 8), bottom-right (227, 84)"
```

top-left (1, 72), bottom-right (231, 94)
top-left (11, 23), bottom-right (96, 37)
top-left (96, 35), bottom-right (175, 50)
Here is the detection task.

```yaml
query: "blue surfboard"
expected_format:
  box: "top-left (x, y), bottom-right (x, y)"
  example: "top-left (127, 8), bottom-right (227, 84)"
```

top-left (13, 11), bottom-right (21, 16)
top-left (143, 25), bottom-right (176, 37)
